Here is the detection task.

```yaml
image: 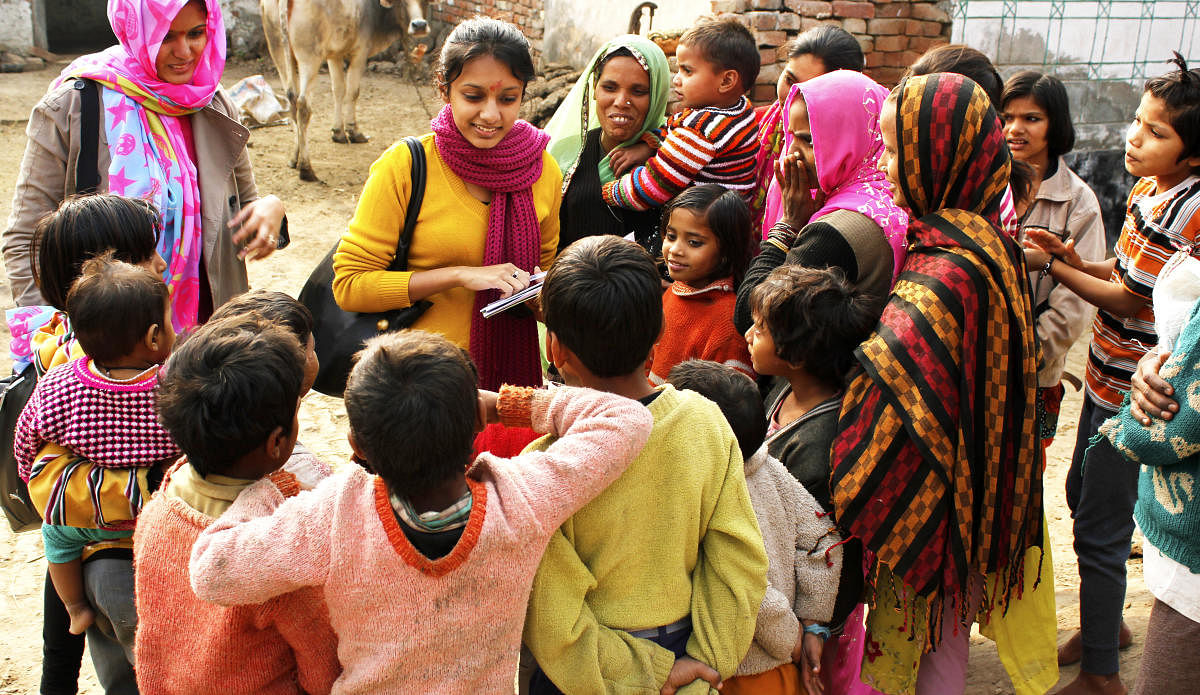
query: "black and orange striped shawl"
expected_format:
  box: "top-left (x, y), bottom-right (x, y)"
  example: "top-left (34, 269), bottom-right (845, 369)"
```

top-left (831, 74), bottom-right (1042, 641)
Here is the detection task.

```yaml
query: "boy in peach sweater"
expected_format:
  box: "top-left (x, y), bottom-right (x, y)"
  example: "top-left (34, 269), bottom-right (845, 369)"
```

top-left (189, 329), bottom-right (654, 693)
top-left (134, 310), bottom-right (339, 695)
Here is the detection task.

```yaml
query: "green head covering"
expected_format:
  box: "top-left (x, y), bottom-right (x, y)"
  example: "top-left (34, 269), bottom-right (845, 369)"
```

top-left (544, 35), bottom-right (670, 186)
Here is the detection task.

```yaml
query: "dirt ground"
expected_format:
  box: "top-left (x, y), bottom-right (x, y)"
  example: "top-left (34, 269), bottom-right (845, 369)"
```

top-left (0, 59), bottom-right (1152, 694)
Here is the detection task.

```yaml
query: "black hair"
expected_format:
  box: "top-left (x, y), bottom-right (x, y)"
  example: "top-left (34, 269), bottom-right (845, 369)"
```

top-left (157, 314), bottom-right (305, 477)
top-left (344, 330), bottom-right (479, 496)
top-left (787, 25), bottom-right (864, 72)
top-left (1001, 70), bottom-right (1076, 159)
top-left (667, 359), bottom-right (765, 461)
top-left (65, 252), bottom-right (169, 365)
top-left (31, 194), bottom-right (160, 311)
top-left (909, 44), bottom-right (1003, 108)
top-left (436, 16), bottom-right (536, 92)
top-left (1009, 159), bottom-right (1038, 208)
top-left (748, 265), bottom-right (877, 388)
top-left (210, 289), bottom-right (314, 345)
top-left (680, 15), bottom-right (760, 94)
top-left (1144, 52), bottom-right (1200, 172)
top-left (661, 184), bottom-right (753, 287)
top-left (542, 235), bottom-right (662, 378)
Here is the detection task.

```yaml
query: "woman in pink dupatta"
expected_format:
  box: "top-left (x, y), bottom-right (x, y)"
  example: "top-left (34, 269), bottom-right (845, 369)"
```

top-left (734, 70), bottom-right (907, 335)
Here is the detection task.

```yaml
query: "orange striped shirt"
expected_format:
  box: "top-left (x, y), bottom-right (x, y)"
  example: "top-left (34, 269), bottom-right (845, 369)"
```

top-left (1087, 176), bottom-right (1200, 409)
top-left (603, 97), bottom-right (759, 211)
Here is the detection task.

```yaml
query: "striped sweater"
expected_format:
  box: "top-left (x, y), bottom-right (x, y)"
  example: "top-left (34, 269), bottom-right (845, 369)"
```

top-left (1087, 175), bottom-right (1200, 409)
top-left (603, 97), bottom-right (759, 211)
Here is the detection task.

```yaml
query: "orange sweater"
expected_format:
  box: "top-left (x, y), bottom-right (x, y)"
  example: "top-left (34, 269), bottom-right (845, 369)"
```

top-left (133, 465), bottom-right (340, 695)
top-left (649, 278), bottom-right (754, 384)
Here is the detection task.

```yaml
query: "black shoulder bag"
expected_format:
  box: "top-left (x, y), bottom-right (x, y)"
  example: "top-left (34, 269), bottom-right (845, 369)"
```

top-left (299, 136), bottom-right (432, 397)
top-left (0, 79), bottom-right (103, 532)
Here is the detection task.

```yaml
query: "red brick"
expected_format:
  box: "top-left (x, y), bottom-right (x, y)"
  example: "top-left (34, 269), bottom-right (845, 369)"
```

top-left (800, 17), bottom-right (842, 30)
top-left (866, 17), bottom-right (906, 34)
top-left (922, 20), bottom-right (947, 37)
top-left (865, 51), bottom-right (887, 69)
top-left (907, 35), bottom-right (946, 52)
top-left (842, 17), bottom-right (867, 33)
top-left (873, 1), bottom-right (910, 18)
top-left (882, 50), bottom-right (922, 68)
top-left (760, 47), bottom-right (779, 65)
top-left (746, 11), bottom-right (779, 30)
top-left (778, 12), bottom-right (802, 29)
top-left (875, 35), bottom-right (907, 51)
top-left (752, 83), bottom-right (779, 104)
top-left (712, 0), bottom-right (752, 12)
top-left (832, 1), bottom-right (874, 19)
top-left (749, 0), bottom-right (785, 9)
top-left (855, 35), bottom-right (874, 53)
top-left (754, 29), bottom-right (787, 47)
top-left (910, 2), bottom-right (951, 23)
top-left (784, 0), bottom-right (833, 17)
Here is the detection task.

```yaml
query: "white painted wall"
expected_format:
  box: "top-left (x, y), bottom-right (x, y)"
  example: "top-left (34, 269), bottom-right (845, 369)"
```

top-left (0, 0), bottom-right (33, 48)
top-left (543, 0), bottom-right (707, 65)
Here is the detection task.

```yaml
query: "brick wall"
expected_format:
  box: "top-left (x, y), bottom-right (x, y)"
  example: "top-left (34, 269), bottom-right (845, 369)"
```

top-left (427, 0), bottom-right (546, 56)
top-left (711, 0), bottom-right (952, 102)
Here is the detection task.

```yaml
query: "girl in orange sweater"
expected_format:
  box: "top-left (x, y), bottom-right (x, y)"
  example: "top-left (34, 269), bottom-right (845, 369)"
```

top-left (648, 184), bottom-right (754, 384)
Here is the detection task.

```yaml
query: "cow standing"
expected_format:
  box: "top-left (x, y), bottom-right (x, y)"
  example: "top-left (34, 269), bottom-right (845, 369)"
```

top-left (261, 0), bottom-right (430, 181)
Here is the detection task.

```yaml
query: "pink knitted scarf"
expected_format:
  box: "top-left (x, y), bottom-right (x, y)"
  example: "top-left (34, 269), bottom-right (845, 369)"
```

top-left (431, 104), bottom-right (549, 390)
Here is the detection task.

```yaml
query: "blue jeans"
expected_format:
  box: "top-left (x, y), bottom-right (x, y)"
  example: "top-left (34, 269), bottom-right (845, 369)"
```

top-left (528, 623), bottom-right (693, 695)
top-left (1067, 395), bottom-right (1139, 675)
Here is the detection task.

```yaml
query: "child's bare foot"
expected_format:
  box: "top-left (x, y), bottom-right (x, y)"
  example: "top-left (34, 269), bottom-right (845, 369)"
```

top-left (1057, 621), bottom-right (1133, 665)
top-left (1053, 671), bottom-right (1127, 695)
top-left (64, 601), bottom-right (95, 634)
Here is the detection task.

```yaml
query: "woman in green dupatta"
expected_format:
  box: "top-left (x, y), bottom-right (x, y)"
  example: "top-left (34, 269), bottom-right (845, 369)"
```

top-left (545, 35), bottom-right (669, 254)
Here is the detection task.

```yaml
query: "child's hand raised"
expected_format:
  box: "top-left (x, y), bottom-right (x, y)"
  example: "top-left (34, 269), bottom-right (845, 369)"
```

top-left (793, 629), bottom-right (825, 695)
top-left (660, 656), bottom-right (722, 694)
top-left (610, 143), bottom-right (653, 176)
top-left (1024, 228), bottom-right (1084, 270)
top-left (478, 390), bottom-right (500, 425)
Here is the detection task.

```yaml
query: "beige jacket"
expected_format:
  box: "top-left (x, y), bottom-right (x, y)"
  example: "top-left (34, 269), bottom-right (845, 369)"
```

top-left (735, 445), bottom-right (842, 678)
top-left (1019, 157), bottom-right (1107, 387)
top-left (4, 80), bottom-right (259, 308)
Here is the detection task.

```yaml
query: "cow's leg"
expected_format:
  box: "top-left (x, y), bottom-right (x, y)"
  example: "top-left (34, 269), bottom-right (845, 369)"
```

top-left (292, 54), bottom-right (323, 181)
top-left (342, 51), bottom-right (370, 143)
top-left (329, 58), bottom-right (350, 144)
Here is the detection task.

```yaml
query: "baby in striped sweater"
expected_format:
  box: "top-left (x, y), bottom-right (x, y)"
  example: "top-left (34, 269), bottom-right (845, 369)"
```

top-left (15, 255), bottom-right (179, 635)
top-left (603, 16), bottom-right (761, 210)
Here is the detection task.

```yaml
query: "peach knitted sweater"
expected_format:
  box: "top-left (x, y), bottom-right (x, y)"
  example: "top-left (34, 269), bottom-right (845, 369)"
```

top-left (190, 386), bottom-right (652, 694)
top-left (133, 456), bottom-right (341, 695)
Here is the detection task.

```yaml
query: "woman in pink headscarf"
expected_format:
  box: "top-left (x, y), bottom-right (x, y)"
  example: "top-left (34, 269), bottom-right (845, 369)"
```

top-left (734, 70), bottom-right (907, 335)
top-left (2, 2), bottom-right (286, 691)
top-left (5, 0), bottom-right (285, 333)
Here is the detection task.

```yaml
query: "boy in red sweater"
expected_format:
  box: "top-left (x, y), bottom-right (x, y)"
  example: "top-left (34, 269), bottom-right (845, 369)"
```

top-left (134, 311), bottom-right (339, 695)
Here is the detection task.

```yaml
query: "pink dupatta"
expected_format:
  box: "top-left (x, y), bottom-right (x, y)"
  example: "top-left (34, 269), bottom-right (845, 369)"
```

top-left (760, 71), bottom-right (908, 279)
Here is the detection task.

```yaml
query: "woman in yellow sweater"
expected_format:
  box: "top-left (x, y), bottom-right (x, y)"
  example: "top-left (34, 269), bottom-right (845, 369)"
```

top-left (333, 18), bottom-right (560, 391)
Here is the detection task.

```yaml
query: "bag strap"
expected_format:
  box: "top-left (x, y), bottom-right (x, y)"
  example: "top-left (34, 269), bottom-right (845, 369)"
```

top-left (73, 79), bottom-right (101, 195)
top-left (386, 135), bottom-right (427, 273)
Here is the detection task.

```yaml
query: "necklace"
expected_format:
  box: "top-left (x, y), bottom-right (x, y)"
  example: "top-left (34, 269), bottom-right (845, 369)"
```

top-left (93, 361), bottom-right (157, 382)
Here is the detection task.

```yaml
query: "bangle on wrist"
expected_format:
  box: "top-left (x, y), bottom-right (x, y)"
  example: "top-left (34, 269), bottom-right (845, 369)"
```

top-left (803, 624), bottom-right (832, 641)
top-left (1041, 256), bottom-right (1055, 275)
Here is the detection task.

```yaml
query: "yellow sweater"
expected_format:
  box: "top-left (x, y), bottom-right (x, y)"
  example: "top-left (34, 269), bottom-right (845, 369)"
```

top-left (523, 385), bottom-right (768, 693)
top-left (331, 133), bottom-right (561, 349)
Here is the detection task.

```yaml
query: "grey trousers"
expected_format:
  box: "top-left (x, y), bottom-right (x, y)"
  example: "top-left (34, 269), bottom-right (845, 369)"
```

top-left (83, 557), bottom-right (138, 694)
top-left (1066, 395), bottom-right (1139, 676)
top-left (1134, 598), bottom-right (1200, 695)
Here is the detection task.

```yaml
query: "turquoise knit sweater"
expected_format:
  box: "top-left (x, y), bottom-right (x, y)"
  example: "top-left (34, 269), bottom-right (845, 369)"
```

top-left (1100, 299), bottom-right (1200, 572)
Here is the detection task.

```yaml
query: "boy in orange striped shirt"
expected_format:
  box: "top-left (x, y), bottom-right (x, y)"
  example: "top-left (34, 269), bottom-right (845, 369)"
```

top-left (1025, 54), bottom-right (1200, 695)
top-left (603, 16), bottom-right (760, 210)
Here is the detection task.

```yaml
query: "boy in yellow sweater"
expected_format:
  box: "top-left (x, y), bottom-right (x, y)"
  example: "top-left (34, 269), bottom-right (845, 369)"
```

top-left (523, 236), bottom-right (768, 694)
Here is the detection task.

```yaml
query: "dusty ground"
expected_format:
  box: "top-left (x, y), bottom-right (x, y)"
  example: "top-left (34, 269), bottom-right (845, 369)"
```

top-left (0, 59), bottom-right (1152, 694)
